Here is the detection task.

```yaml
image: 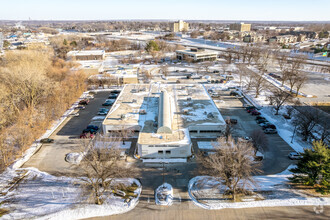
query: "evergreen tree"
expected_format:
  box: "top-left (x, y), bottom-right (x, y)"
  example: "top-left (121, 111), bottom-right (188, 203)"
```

top-left (145, 40), bottom-right (159, 53)
top-left (290, 141), bottom-right (329, 194)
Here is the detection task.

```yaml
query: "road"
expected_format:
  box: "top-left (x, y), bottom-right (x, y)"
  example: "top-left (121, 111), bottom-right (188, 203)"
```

top-left (84, 205), bottom-right (329, 220)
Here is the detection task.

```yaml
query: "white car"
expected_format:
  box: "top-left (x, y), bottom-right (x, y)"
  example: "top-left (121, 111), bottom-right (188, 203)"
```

top-left (288, 152), bottom-right (303, 160)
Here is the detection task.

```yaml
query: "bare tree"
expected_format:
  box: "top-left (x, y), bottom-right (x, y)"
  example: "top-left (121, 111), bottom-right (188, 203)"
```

top-left (252, 74), bottom-right (267, 98)
top-left (293, 107), bottom-right (320, 141)
top-left (269, 89), bottom-right (293, 115)
top-left (159, 65), bottom-right (169, 77)
top-left (197, 136), bottom-right (261, 201)
top-left (79, 133), bottom-right (137, 205)
top-left (250, 130), bottom-right (268, 153)
top-left (202, 61), bottom-right (212, 73)
top-left (295, 74), bottom-right (308, 96)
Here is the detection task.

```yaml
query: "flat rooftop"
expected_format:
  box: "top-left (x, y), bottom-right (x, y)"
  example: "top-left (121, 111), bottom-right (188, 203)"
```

top-left (176, 49), bottom-right (218, 56)
top-left (67, 50), bottom-right (105, 56)
top-left (103, 84), bottom-right (225, 145)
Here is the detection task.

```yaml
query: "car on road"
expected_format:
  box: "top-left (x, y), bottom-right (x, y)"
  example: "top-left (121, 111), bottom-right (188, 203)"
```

top-left (288, 152), bottom-right (303, 160)
top-left (264, 128), bottom-right (277, 134)
top-left (40, 138), bottom-right (54, 143)
top-left (74, 105), bottom-right (85, 110)
top-left (69, 112), bottom-right (79, 117)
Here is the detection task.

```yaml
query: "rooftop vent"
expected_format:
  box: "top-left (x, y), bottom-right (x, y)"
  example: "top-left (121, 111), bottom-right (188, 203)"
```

top-left (132, 99), bottom-right (137, 103)
top-left (207, 113), bottom-right (215, 118)
top-left (121, 114), bottom-right (126, 120)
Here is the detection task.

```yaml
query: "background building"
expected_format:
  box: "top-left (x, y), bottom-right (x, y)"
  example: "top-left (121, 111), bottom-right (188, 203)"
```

top-left (172, 20), bottom-right (189, 32)
top-left (229, 23), bottom-right (251, 32)
top-left (67, 50), bottom-right (105, 61)
top-left (176, 48), bottom-right (218, 62)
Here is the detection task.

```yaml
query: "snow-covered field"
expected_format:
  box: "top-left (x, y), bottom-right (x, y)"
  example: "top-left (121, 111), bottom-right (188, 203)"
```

top-left (0, 168), bottom-right (142, 220)
top-left (188, 166), bottom-right (330, 210)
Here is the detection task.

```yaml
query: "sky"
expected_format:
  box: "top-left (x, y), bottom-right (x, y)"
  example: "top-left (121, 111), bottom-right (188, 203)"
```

top-left (1, 0), bottom-right (330, 21)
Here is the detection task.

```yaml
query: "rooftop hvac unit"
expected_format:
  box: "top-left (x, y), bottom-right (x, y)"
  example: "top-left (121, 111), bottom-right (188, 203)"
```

top-left (187, 97), bottom-right (192, 101)
top-left (132, 99), bottom-right (137, 103)
top-left (121, 114), bottom-right (126, 119)
top-left (131, 89), bottom-right (137, 93)
top-left (207, 112), bottom-right (215, 118)
top-left (183, 109), bottom-right (189, 115)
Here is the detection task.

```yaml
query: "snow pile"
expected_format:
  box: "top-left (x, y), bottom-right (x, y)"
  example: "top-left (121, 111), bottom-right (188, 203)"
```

top-left (65, 152), bottom-right (84, 165)
top-left (188, 165), bottom-right (330, 210)
top-left (0, 168), bottom-right (142, 220)
top-left (155, 183), bottom-right (173, 206)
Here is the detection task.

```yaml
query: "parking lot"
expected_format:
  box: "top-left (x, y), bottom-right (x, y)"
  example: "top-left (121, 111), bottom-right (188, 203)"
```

top-left (214, 89), bottom-right (296, 174)
top-left (23, 91), bottom-right (115, 175)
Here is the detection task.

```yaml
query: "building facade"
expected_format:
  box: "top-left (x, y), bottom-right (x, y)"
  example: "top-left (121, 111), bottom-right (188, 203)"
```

top-left (176, 48), bottom-right (218, 62)
top-left (172, 20), bottom-right (189, 32)
top-left (229, 23), bottom-right (251, 32)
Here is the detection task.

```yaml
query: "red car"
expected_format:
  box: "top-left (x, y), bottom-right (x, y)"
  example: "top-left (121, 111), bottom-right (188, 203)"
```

top-left (251, 110), bottom-right (261, 115)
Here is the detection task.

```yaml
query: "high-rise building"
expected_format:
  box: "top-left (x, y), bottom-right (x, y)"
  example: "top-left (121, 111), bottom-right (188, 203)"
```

top-left (172, 20), bottom-right (189, 32)
top-left (229, 23), bottom-right (251, 32)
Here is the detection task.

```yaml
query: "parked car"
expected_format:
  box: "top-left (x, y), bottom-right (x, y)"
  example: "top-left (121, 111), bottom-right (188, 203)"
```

top-left (256, 119), bottom-right (268, 124)
top-left (97, 111), bottom-right (108, 115)
top-left (255, 116), bottom-right (266, 120)
top-left (102, 102), bottom-right (112, 106)
top-left (87, 125), bottom-right (99, 131)
top-left (82, 128), bottom-right (97, 134)
top-left (79, 100), bottom-right (89, 105)
top-left (230, 91), bottom-right (239, 96)
top-left (69, 112), bottom-right (79, 117)
top-left (108, 94), bottom-right (118, 99)
top-left (262, 124), bottom-right (276, 130)
top-left (99, 108), bottom-right (109, 113)
top-left (40, 138), bottom-right (54, 143)
top-left (111, 90), bottom-right (121, 94)
top-left (288, 152), bottom-right (303, 160)
top-left (74, 105), bottom-right (85, 110)
top-left (264, 128), bottom-right (277, 134)
top-left (251, 110), bottom-right (261, 115)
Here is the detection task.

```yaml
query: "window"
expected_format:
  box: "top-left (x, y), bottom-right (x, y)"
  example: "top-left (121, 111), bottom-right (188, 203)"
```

top-left (166, 151), bottom-right (171, 155)
top-left (158, 150), bottom-right (163, 154)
